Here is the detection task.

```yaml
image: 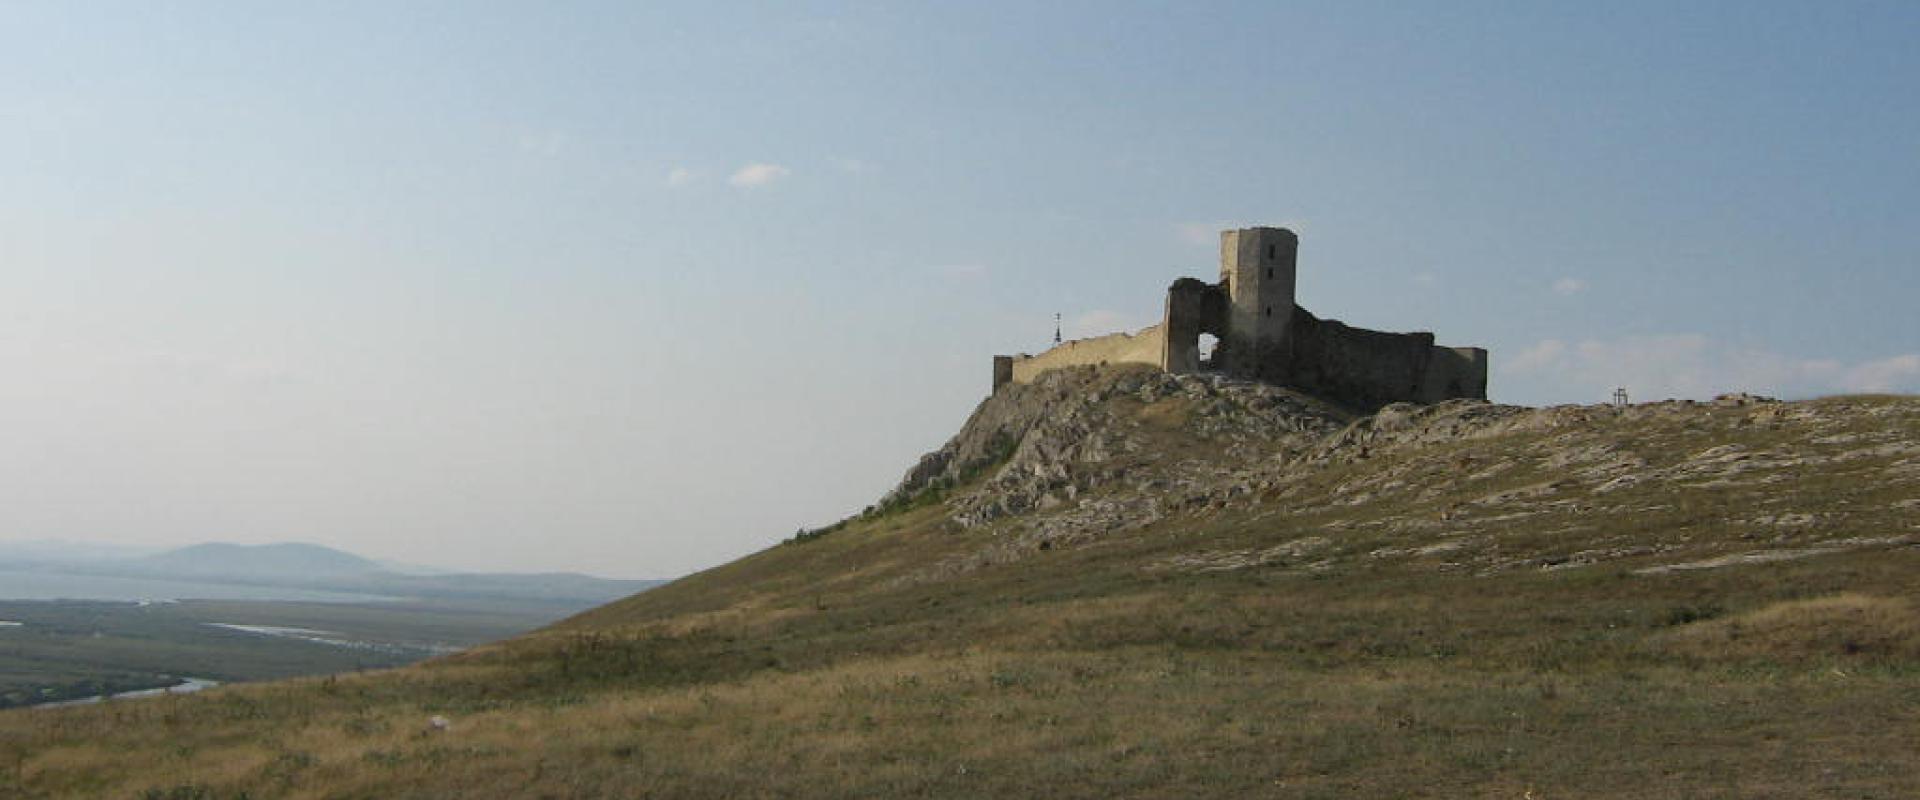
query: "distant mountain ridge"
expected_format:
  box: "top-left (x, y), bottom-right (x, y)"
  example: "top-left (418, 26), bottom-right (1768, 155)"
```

top-left (0, 541), bottom-right (663, 606)
top-left (139, 542), bottom-right (382, 578)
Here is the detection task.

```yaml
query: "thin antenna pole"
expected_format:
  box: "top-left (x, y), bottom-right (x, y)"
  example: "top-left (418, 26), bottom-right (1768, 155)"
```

top-left (1053, 312), bottom-right (1062, 345)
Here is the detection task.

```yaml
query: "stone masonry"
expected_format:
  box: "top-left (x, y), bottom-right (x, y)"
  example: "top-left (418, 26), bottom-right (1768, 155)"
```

top-left (993, 227), bottom-right (1488, 410)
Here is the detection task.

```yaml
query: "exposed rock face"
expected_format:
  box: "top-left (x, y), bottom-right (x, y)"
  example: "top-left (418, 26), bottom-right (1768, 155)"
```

top-left (880, 365), bottom-right (1356, 520)
top-left (876, 366), bottom-right (1139, 513)
top-left (875, 365), bottom-right (1920, 588)
top-left (876, 366), bottom-right (1354, 573)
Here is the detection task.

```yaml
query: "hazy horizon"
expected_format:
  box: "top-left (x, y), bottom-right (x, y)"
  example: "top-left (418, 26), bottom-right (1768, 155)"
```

top-left (4, 2), bottom-right (1916, 577)
top-left (0, 537), bottom-right (642, 580)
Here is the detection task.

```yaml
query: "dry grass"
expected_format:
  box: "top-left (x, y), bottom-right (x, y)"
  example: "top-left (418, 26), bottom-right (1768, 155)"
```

top-left (1659, 593), bottom-right (1920, 663)
top-left (9, 637), bottom-right (1914, 799)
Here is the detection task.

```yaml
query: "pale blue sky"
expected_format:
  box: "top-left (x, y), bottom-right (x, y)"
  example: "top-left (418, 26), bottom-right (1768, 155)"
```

top-left (2, 2), bottom-right (1915, 576)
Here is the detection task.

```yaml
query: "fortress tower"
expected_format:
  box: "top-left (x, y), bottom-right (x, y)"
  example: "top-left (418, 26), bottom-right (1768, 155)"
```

top-left (1217, 227), bottom-right (1297, 379)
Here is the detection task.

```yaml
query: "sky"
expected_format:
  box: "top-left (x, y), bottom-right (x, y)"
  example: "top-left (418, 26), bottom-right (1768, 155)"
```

top-left (2, 2), bottom-right (1916, 578)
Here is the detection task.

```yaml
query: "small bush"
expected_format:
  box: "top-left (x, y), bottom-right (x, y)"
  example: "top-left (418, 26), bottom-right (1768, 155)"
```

top-left (788, 518), bottom-right (851, 544)
top-left (1658, 604), bottom-right (1725, 627)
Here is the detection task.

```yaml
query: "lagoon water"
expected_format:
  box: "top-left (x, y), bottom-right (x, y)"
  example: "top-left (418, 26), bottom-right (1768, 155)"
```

top-left (0, 569), bottom-right (395, 603)
top-left (35, 677), bottom-right (222, 709)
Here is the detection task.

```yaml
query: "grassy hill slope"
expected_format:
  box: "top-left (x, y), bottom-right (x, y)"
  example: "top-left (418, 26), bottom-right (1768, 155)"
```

top-left (3, 367), bottom-right (1917, 798)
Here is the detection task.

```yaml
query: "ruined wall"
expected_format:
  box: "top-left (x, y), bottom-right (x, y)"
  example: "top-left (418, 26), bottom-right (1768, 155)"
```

top-left (1160, 278), bottom-right (1228, 375)
top-left (1283, 307), bottom-right (1485, 411)
top-left (992, 356), bottom-right (1015, 391)
top-left (1417, 347), bottom-right (1489, 404)
top-left (1005, 325), bottom-right (1167, 385)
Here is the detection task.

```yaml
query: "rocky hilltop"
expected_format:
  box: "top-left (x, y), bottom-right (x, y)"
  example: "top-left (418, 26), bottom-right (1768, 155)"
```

top-left (879, 364), bottom-right (1918, 587)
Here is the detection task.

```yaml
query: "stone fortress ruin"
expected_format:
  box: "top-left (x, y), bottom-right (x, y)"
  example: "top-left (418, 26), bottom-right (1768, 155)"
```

top-left (993, 226), bottom-right (1488, 411)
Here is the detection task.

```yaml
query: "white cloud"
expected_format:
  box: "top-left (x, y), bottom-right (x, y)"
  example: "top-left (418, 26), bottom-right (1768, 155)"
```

top-left (664, 167), bottom-right (695, 188)
top-left (1500, 334), bottom-right (1920, 403)
top-left (1840, 353), bottom-right (1920, 393)
top-left (1176, 222), bottom-right (1234, 246)
top-left (1412, 272), bottom-right (1438, 287)
top-left (1552, 277), bottom-right (1588, 296)
top-left (1507, 338), bottom-right (1568, 373)
top-left (728, 163), bottom-right (791, 188)
top-left (830, 156), bottom-right (871, 174)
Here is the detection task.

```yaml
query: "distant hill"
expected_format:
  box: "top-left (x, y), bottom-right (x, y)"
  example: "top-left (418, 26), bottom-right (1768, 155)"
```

top-left (138, 542), bottom-right (381, 578)
top-left (0, 540), bottom-right (662, 607)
